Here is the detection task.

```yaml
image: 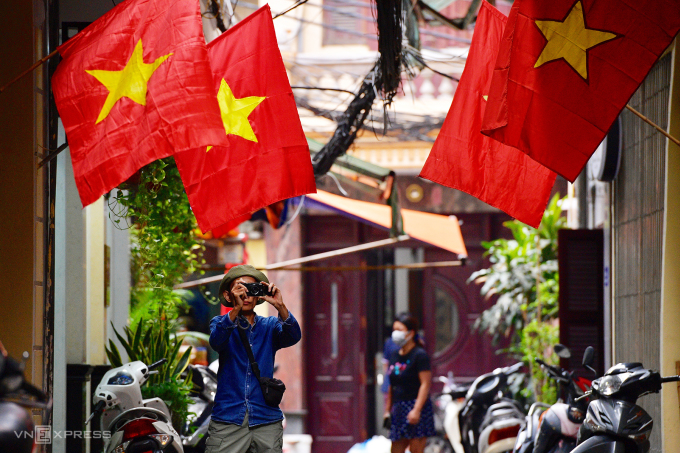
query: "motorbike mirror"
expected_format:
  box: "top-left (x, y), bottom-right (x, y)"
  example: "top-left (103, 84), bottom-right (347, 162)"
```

top-left (554, 344), bottom-right (571, 359)
top-left (147, 358), bottom-right (168, 371)
top-left (582, 346), bottom-right (594, 366)
top-left (582, 346), bottom-right (597, 374)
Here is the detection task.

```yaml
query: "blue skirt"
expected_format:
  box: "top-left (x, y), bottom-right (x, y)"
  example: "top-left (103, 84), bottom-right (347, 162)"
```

top-left (390, 399), bottom-right (436, 441)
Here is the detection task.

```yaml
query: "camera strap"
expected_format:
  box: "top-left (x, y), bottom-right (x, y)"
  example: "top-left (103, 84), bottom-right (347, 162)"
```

top-left (235, 315), bottom-right (286, 407)
top-left (236, 317), bottom-right (261, 379)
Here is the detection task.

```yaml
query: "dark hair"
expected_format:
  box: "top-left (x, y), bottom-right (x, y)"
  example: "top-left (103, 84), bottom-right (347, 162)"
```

top-left (395, 312), bottom-right (425, 347)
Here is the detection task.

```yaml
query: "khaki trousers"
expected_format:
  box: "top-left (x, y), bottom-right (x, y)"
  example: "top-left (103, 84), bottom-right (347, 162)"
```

top-left (205, 412), bottom-right (284, 453)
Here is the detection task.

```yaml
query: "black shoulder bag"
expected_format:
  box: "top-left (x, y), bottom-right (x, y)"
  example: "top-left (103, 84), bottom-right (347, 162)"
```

top-left (236, 318), bottom-right (286, 407)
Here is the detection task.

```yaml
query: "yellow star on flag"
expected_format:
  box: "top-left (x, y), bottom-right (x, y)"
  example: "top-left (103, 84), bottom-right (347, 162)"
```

top-left (86, 39), bottom-right (172, 124)
top-left (534, 1), bottom-right (617, 80)
top-left (212, 79), bottom-right (266, 145)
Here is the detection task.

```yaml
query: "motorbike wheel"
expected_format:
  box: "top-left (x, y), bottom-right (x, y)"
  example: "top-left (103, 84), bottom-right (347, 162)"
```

top-left (425, 436), bottom-right (454, 453)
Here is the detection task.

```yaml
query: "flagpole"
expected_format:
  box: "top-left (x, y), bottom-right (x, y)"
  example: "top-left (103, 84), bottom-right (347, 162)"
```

top-left (626, 104), bottom-right (680, 148)
top-left (0, 48), bottom-right (60, 95)
top-left (272, 0), bottom-right (309, 19)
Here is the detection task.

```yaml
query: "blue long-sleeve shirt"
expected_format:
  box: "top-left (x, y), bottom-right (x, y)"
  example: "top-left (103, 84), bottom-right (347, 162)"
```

top-left (209, 311), bottom-right (301, 426)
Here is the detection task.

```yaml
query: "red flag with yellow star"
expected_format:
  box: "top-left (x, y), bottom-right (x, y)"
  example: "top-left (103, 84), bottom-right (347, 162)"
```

top-left (173, 5), bottom-right (316, 233)
top-left (52, 0), bottom-right (228, 206)
top-left (420, 1), bottom-right (556, 228)
top-left (481, 0), bottom-right (680, 182)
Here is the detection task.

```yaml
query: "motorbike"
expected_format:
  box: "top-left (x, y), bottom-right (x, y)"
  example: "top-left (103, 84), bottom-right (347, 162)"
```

top-left (0, 341), bottom-right (52, 453)
top-left (514, 344), bottom-right (591, 453)
top-left (427, 373), bottom-right (471, 453)
top-left (457, 362), bottom-right (525, 453)
top-left (513, 402), bottom-right (551, 453)
top-left (87, 358), bottom-right (184, 453)
top-left (476, 396), bottom-right (525, 453)
top-left (571, 346), bottom-right (680, 453)
top-left (181, 364), bottom-right (218, 453)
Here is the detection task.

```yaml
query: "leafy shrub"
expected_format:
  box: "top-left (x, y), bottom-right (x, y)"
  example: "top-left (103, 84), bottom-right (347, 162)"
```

top-left (106, 157), bottom-right (205, 427)
top-left (468, 194), bottom-right (567, 404)
top-left (109, 157), bottom-right (204, 320)
top-left (106, 319), bottom-right (194, 428)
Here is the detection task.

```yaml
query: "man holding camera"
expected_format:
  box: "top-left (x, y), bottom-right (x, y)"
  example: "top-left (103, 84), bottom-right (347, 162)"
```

top-left (206, 264), bottom-right (301, 453)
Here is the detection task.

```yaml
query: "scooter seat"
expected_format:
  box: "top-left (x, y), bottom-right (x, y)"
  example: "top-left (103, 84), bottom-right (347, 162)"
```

top-left (479, 400), bottom-right (525, 433)
top-left (108, 407), bottom-right (170, 433)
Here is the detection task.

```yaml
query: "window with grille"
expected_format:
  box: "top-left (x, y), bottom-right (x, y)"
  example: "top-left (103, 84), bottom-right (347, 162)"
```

top-left (323, 0), bottom-right (367, 45)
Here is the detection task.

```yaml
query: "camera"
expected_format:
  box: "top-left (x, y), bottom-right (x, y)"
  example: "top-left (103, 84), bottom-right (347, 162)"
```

top-left (243, 282), bottom-right (272, 297)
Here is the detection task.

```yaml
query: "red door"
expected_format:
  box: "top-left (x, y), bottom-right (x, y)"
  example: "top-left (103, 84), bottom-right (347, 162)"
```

top-left (305, 254), bottom-right (367, 453)
top-left (420, 214), bottom-right (512, 383)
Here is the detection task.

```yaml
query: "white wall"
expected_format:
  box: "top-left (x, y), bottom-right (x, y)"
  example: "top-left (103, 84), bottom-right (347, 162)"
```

top-left (394, 247), bottom-right (423, 315)
top-left (54, 145), bottom-right (85, 453)
top-left (106, 197), bottom-right (130, 362)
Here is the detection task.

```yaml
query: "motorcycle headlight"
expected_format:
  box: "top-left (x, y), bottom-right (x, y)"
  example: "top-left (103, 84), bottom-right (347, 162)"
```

top-left (598, 375), bottom-right (622, 396)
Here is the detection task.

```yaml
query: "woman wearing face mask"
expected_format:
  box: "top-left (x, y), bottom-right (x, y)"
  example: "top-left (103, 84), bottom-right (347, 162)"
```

top-left (383, 313), bottom-right (435, 453)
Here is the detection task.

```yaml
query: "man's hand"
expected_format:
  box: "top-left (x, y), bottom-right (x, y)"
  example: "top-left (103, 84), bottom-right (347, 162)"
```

top-left (262, 283), bottom-right (289, 320)
top-left (262, 283), bottom-right (283, 307)
top-left (227, 283), bottom-right (247, 321)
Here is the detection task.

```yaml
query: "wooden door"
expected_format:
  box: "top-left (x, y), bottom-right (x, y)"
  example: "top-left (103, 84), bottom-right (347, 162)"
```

top-left (558, 229), bottom-right (605, 375)
top-left (305, 255), bottom-right (367, 453)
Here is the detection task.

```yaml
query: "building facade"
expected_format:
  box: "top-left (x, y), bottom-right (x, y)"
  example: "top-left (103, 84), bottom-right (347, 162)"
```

top-left (577, 45), bottom-right (680, 452)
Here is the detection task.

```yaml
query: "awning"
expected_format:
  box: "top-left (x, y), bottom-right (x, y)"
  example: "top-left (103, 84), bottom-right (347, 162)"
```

top-left (306, 190), bottom-right (468, 257)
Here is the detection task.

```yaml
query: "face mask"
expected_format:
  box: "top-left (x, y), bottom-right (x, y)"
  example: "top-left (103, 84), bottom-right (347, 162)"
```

top-left (391, 330), bottom-right (408, 347)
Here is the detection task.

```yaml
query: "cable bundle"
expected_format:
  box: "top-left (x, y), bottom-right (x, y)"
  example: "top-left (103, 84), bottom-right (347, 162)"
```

top-left (374, 0), bottom-right (403, 103)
